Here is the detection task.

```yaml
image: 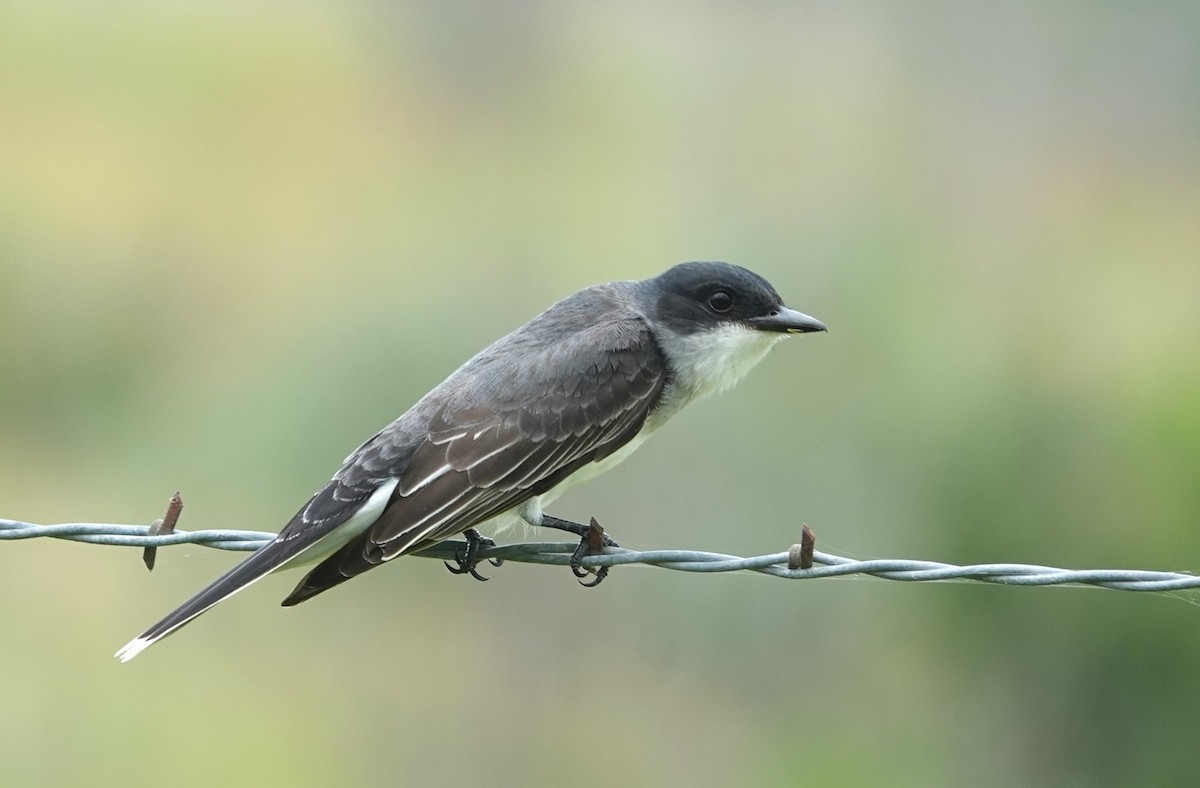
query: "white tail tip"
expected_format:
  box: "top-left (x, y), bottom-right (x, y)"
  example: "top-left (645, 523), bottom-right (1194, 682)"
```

top-left (115, 637), bottom-right (153, 663)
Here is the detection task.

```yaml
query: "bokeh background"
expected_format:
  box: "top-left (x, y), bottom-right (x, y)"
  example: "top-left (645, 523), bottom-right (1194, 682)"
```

top-left (2, 2), bottom-right (1199, 786)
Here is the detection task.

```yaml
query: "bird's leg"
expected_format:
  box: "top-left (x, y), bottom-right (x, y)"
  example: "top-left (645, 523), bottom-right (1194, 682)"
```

top-left (443, 528), bottom-right (501, 581)
top-left (540, 514), bottom-right (617, 587)
top-left (539, 514), bottom-right (620, 545)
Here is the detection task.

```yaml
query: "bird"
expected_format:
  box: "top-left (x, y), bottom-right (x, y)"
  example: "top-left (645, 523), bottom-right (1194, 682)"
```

top-left (115, 261), bottom-right (825, 661)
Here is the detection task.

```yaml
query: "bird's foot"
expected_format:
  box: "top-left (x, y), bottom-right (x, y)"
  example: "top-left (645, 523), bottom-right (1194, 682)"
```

top-left (539, 514), bottom-right (618, 587)
top-left (444, 528), bottom-right (502, 581)
top-left (569, 517), bottom-right (616, 588)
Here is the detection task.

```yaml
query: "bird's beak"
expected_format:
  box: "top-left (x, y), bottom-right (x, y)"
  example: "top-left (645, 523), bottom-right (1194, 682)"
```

top-left (748, 306), bottom-right (827, 334)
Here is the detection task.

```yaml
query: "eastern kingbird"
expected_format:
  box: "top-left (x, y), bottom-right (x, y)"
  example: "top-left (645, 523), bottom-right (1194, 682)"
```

top-left (116, 261), bottom-right (825, 661)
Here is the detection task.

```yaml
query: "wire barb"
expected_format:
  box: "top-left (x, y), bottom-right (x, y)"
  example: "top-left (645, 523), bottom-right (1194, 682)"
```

top-left (2, 515), bottom-right (1197, 592)
top-left (142, 492), bottom-right (183, 571)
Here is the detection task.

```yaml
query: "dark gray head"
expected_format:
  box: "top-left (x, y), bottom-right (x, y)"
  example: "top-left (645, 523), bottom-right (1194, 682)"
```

top-left (644, 261), bottom-right (826, 336)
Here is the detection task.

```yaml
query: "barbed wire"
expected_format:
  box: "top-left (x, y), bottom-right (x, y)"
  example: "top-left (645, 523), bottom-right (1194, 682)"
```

top-left (3, 516), bottom-right (1197, 592)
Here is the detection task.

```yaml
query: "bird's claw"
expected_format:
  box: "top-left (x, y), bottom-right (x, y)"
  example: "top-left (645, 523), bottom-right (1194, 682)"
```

top-left (570, 517), bottom-right (615, 587)
top-left (444, 528), bottom-right (500, 581)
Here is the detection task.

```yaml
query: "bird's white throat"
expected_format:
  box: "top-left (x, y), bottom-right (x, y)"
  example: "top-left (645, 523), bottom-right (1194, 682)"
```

top-left (652, 324), bottom-right (785, 424)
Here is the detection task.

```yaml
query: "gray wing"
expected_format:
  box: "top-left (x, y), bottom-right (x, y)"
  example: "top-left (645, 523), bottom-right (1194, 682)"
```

top-left (281, 313), bottom-right (666, 605)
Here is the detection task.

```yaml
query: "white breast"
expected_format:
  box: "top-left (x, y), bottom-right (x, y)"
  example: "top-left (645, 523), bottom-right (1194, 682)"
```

top-left (650, 324), bottom-right (785, 426)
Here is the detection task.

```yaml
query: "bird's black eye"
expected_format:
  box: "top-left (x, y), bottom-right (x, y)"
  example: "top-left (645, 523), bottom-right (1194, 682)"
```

top-left (707, 290), bottom-right (734, 313)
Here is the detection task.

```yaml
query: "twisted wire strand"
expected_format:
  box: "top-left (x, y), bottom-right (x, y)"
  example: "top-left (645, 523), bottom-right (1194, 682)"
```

top-left (3, 518), bottom-right (1196, 591)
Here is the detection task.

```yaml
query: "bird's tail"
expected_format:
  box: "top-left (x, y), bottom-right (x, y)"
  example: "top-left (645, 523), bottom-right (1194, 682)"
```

top-left (114, 540), bottom-right (305, 662)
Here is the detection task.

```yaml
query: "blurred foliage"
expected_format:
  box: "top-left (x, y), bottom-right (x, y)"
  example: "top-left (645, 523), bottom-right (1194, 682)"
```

top-left (1, 2), bottom-right (1198, 786)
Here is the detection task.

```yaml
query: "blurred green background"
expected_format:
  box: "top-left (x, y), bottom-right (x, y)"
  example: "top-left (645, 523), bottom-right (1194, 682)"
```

top-left (2, 2), bottom-right (1199, 786)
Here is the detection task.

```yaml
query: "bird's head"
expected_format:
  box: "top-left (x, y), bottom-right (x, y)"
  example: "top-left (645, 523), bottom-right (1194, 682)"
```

top-left (648, 261), bottom-right (826, 337)
top-left (641, 261), bottom-right (826, 401)
top-left (648, 261), bottom-right (825, 335)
